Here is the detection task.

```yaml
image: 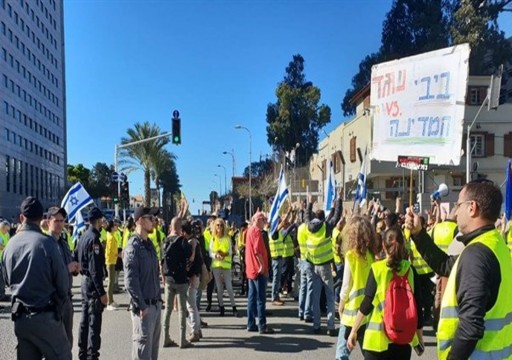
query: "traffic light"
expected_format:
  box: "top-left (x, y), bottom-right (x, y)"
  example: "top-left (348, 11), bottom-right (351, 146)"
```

top-left (110, 179), bottom-right (119, 204)
top-left (172, 118), bottom-right (181, 145)
top-left (120, 179), bottom-right (130, 206)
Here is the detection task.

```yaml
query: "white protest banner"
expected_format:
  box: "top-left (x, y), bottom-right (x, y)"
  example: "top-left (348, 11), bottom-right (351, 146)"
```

top-left (370, 44), bottom-right (470, 165)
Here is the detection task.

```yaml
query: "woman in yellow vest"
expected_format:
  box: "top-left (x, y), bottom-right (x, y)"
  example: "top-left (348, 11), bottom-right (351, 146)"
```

top-left (335, 216), bottom-right (375, 360)
top-left (209, 218), bottom-right (237, 316)
top-left (347, 226), bottom-right (424, 360)
top-left (105, 220), bottom-right (119, 310)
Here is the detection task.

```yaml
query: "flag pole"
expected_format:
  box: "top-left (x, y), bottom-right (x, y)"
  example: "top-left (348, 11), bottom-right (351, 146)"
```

top-left (409, 168), bottom-right (414, 211)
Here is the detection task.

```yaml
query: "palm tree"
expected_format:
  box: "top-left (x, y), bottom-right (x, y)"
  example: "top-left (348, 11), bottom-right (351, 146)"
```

top-left (119, 122), bottom-right (170, 207)
top-left (151, 149), bottom-right (180, 220)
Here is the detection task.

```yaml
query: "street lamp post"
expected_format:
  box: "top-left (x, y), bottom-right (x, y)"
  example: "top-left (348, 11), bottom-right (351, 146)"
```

top-left (222, 150), bottom-right (235, 192)
top-left (217, 164), bottom-right (227, 194)
top-left (235, 125), bottom-right (252, 219)
top-left (214, 174), bottom-right (222, 196)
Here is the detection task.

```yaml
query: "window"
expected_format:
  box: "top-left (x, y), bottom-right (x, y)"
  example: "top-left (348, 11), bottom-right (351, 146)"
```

top-left (470, 134), bottom-right (485, 157)
top-left (350, 137), bottom-right (357, 163)
top-left (5, 155), bottom-right (10, 192)
top-left (452, 175), bottom-right (464, 187)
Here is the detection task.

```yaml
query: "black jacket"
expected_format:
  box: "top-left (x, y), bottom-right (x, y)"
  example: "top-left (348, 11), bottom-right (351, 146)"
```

top-left (412, 225), bottom-right (500, 360)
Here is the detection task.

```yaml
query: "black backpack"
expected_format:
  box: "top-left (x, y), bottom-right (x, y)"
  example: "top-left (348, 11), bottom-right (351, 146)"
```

top-left (162, 235), bottom-right (188, 283)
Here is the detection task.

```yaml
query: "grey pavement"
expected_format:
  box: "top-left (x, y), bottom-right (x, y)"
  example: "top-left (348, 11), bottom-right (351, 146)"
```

top-left (0, 275), bottom-right (438, 360)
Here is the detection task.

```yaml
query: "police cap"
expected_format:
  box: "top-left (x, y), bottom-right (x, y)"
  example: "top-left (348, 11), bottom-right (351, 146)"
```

top-left (47, 206), bottom-right (67, 219)
top-left (20, 196), bottom-right (44, 220)
top-left (133, 207), bottom-right (159, 222)
top-left (88, 207), bottom-right (104, 222)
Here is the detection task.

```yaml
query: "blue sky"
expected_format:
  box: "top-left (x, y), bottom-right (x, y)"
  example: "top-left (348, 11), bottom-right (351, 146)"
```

top-left (64, 0), bottom-right (512, 215)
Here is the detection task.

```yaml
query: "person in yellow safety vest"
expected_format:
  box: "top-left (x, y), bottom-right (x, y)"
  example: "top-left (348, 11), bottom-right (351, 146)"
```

top-left (236, 222), bottom-right (249, 296)
top-left (404, 216), bottom-right (435, 327)
top-left (429, 212), bottom-right (459, 333)
top-left (105, 220), bottom-right (119, 310)
top-left (335, 216), bottom-right (376, 360)
top-left (100, 219), bottom-right (108, 246)
top-left (406, 180), bottom-right (512, 360)
top-left (112, 218), bottom-right (124, 293)
top-left (148, 217), bottom-right (165, 260)
top-left (204, 216), bottom-right (216, 311)
top-left (209, 218), bottom-right (237, 317)
top-left (297, 218), bottom-right (314, 322)
top-left (122, 217), bottom-right (135, 249)
top-left (40, 219), bottom-right (50, 235)
top-left (305, 188), bottom-right (343, 336)
top-left (332, 216), bottom-right (346, 305)
top-left (280, 208), bottom-right (298, 299)
top-left (269, 206), bottom-right (294, 306)
top-left (347, 226), bottom-right (424, 359)
top-left (0, 220), bottom-right (11, 300)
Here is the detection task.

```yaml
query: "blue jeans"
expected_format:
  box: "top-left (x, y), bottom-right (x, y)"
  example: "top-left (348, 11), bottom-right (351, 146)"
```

top-left (271, 258), bottom-right (283, 301)
top-left (247, 275), bottom-right (268, 330)
top-left (335, 323), bottom-right (366, 360)
top-left (333, 262), bottom-right (344, 304)
top-left (298, 260), bottom-right (313, 319)
top-left (311, 263), bottom-right (335, 330)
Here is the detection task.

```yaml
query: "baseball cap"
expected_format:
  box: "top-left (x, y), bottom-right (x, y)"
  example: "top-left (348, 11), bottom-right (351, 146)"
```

top-left (133, 207), bottom-right (159, 222)
top-left (20, 197), bottom-right (44, 220)
top-left (88, 207), bottom-right (104, 222)
top-left (47, 206), bottom-right (67, 219)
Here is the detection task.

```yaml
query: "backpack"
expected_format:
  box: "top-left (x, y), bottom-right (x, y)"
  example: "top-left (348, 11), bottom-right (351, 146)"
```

top-left (383, 268), bottom-right (418, 345)
top-left (162, 236), bottom-right (188, 283)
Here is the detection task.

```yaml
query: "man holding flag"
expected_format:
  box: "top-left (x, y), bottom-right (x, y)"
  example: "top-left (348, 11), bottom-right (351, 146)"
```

top-left (354, 149), bottom-right (368, 210)
top-left (268, 166), bottom-right (289, 305)
top-left (305, 186), bottom-right (343, 336)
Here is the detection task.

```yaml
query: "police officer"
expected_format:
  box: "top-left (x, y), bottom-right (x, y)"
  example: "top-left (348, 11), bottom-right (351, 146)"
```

top-left (124, 207), bottom-right (162, 359)
top-left (47, 206), bottom-right (80, 346)
top-left (2, 197), bottom-right (71, 360)
top-left (76, 207), bottom-right (107, 360)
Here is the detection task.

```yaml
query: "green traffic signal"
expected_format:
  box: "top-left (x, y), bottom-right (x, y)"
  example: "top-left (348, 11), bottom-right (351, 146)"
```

top-left (172, 118), bottom-right (181, 144)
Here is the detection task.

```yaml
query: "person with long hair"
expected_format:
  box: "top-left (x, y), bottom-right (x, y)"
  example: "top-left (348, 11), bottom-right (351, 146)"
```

top-left (335, 215), bottom-right (375, 360)
top-left (209, 218), bottom-right (237, 316)
top-left (347, 227), bottom-right (424, 360)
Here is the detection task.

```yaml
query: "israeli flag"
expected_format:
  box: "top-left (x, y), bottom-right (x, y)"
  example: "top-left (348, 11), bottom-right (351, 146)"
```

top-left (61, 182), bottom-right (94, 222)
top-left (269, 165), bottom-right (289, 236)
top-left (324, 160), bottom-right (337, 213)
top-left (72, 211), bottom-right (86, 242)
top-left (355, 151), bottom-right (368, 207)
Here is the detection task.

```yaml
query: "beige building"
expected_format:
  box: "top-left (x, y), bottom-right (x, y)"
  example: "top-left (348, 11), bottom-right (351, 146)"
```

top-left (311, 76), bottom-right (512, 213)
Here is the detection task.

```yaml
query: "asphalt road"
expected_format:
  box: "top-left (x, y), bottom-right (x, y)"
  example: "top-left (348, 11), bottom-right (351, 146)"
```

top-left (0, 275), bottom-right (438, 360)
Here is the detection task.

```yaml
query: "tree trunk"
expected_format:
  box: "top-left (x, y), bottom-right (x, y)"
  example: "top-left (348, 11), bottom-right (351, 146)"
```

top-left (144, 168), bottom-right (151, 207)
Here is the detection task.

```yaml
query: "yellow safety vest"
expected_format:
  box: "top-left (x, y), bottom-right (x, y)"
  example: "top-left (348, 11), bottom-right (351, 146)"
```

top-left (431, 221), bottom-right (457, 253)
top-left (148, 228), bottom-right (164, 260)
top-left (332, 227), bottom-right (343, 265)
top-left (363, 259), bottom-right (418, 352)
top-left (0, 232), bottom-right (10, 260)
top-left (100, 228), bottom-right (107, 244)
top-left (122, 228), bottom-right (132, 249)
top-left (404, 228), bottom-right (433, 275)
top-left (211, 235), bottom-right (232, 269)
top-left (437, 229), bottom-right (512, 360)
top-left (507, 228), bottom-right (512, 256)
top-left (105, 232), bottom-right (119, 265)
top-left (64, 229), bottom-right (75, 252)
top-left (236, 230), bottom-right (246, 251)
top-left (115, 230), bottom-right (122, 249)
top-left (269, 231), bottom-right (285, 258)
top-left (305, 223), bottom-right (333, 265)
top-left (297, 223), bottom-right (308, 261)
top-left (282, 232), bottom-right (295, 258)
top-left (204, 229), bottom-right (212, 253)
top-left (341, 250), bottom-right (374, 327)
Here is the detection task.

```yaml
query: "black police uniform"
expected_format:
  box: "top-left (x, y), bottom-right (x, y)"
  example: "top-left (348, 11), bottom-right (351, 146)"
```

top-left (76, 221), bottom-right (106, 360)
top-left (2, 197), bottom-right (71, 360)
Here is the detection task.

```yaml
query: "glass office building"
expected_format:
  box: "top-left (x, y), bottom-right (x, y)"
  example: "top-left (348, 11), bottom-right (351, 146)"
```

top-left (1, 0), bottom-right (66, 220)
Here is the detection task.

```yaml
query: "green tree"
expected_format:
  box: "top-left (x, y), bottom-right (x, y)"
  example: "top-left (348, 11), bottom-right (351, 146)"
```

top-left (342, 0), bottom-right (450, 116)
top-left (88, 162), bottom-right (114, 199)
top-left (67, 164), bottom-right (91, 188)
top-left (449, 0), bottom-right (512, 74)
top-left (119, 122), bottom-right (170, 207)
top-left (243, 158), bottom-right (274, 178)
top-left (266, 54), bottom-right (331, 166)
